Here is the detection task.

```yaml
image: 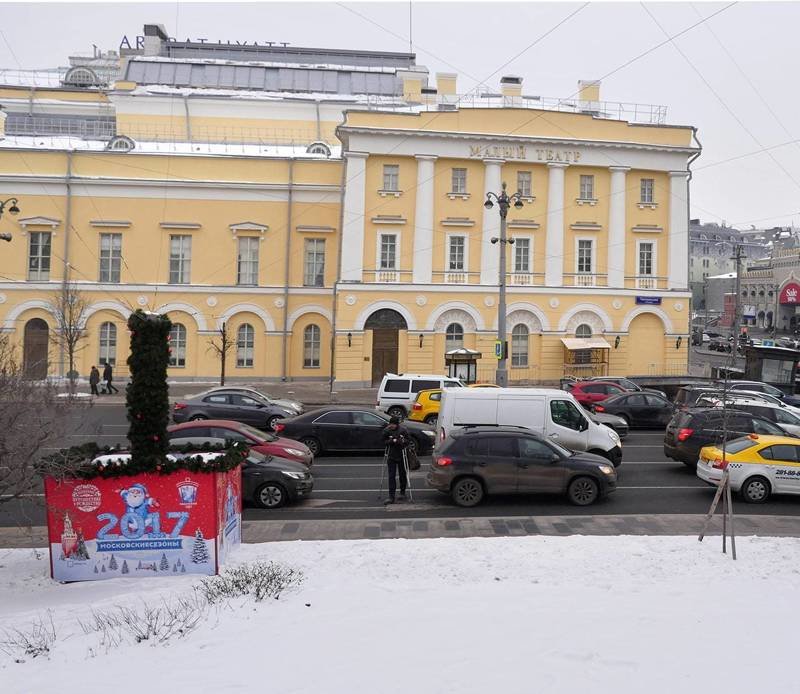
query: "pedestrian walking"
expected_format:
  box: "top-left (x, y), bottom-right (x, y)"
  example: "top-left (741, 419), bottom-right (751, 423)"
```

top-left (381, 416), bottom-right (410, 504)
top-left (89, 365), bottom-right (101, 396)
top-left (103, 362), bottom-right (118, 394)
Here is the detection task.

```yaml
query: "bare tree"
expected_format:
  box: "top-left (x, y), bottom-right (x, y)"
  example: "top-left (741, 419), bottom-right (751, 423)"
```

top-left (206, 322), bottom-right (234, 386)
top-left (47, 281), bottom-right (89, 394)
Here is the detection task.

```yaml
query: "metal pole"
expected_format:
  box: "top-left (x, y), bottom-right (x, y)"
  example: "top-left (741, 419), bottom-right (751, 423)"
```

top-left (732, 244), bottom-right (743, 353)
top-left (496, 210), bottom-right (508, 387)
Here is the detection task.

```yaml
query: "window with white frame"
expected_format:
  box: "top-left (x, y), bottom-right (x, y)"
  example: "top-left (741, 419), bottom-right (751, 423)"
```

top-left (98, 322), bottom-right (117, 366)
top-left (575, 324), bottom-right (593, 338)
top-left (168, 323), bottom-right (187, 367)
top-left (638, 241), bottom-right (654, 276)
top-left (99, 233), bottom-right (122, 283)
top-left (577, 239), bottom-right (593, 274)
top-left (303, 324), bottom-right (321, 368)
top-left (579, 174), bottom-right (594, 200)
top-left (237, 236), bottom-right (259, 286)
top-left (511, 324), bottom-right (529, 367)
top-left (451, 168), bottom-right (467, 194)
top-left (382, 164), bottom-right (399, 191)
top-left (379, 234), bottom-right (397, 270)
top-left (514, 237), bottom-right (531, 273)
top-left (640, 178), bottom-right (655, 204)
top-left (448, 235), bottom-right (465, 270)
top-left (236, 323), bottom-right (254, 367)
top-left (28, 231), bottom-right (52, 281)
top-left (517, 171), bottom-right (532, 197)
top-left (169, 235), bottom-right (191, 284)
top-left (304, 238), bottom-right (326, 286)
top-left (445, 323), bottom-right (464, 351)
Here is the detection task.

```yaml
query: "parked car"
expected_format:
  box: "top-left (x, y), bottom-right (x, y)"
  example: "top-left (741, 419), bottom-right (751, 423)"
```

top-left (427, 425), bottom-right (617, 507)
top-left (275, 406), bottom-right (436, 457)
top-left (202, 386), bottom-right (305, 416)
top-left (377, 373), bottom-right (464, 418)
top-left (695, 389), bottom-right (800, 415)
top-left (437, 387), bottom-right (622, 466)
top-left (569, 381), bottom-right (629, 409)
top-left (592, 392), bottom-right (674, 428)
top-left (585, 376), bottom-right (667, 399)
top-left (408, 388), bottom-right (443, 426)
top-left (725, 380), bottom-right (800, 408)
top-left (663, 407), bottom-right (789, 467)
top-left (172, 388), bottom-right (298, 431)
top-left (468, 383), bottom-right (500, 388)
top-left (167, 420), bottom-right (313, 466)
top-left (693, 397), bottom-right (800, 436)
top-left (240, 450), bottom-right (313, 509)
top-left (672, 384), bottom-right (720, 411)
top-left (696, 435), bottom-right (800, 503)
top-left (590, 411), bottom-right (629, 440)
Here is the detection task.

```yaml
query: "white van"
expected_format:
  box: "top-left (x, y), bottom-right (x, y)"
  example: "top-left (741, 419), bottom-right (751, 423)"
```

top-left (377, 373), bottom-right (464, 418)
top-left (437, 387), bottom-right (622, 466)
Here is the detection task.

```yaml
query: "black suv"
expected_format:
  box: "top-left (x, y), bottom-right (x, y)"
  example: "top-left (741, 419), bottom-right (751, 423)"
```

top-left (673, 384), bottom-right (720, 411)
top-left (427, 426), bottom-right (617, 507)
top-left (664, 407), bottom-right (789, 467)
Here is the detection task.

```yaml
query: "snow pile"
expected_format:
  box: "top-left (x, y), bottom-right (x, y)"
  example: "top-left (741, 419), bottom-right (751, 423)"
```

top-left (2, 536), bottom-right (799, 693)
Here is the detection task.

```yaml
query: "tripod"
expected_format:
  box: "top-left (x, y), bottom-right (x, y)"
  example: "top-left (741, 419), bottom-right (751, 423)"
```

top-left (377, 446), bottom-right (414, 503)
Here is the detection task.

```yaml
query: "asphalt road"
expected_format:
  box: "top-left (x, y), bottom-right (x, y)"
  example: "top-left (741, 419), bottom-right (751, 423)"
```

top-left (3, 402), bottom-right (800, 527)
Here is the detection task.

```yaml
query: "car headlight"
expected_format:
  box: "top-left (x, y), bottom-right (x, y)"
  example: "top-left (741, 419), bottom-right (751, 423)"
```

top-left (422, 430), bottom-right (435, 437)
top-left (607, 429), bottom-right (620, 444)
top-left (284, 448), bottom-right (306, 458)
top-left (598, 464), bottom-right (614, 476)
top-left (281, 471), bottom-right (306, 480)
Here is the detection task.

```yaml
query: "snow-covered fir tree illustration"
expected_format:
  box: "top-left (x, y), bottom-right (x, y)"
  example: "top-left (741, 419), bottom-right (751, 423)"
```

top-left (191, 528), bottom-right (210, 564)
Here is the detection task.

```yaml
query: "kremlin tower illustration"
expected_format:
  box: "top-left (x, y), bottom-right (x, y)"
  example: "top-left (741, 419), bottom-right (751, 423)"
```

top-left (60, 513), bottom-right (89, 560)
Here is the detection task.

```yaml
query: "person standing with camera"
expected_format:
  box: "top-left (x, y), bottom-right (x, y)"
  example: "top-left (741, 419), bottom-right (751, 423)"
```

top-left (382, 416), bottom-right (410, 504)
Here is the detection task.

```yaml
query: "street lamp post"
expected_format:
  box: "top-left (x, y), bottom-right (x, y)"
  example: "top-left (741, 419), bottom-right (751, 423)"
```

top-left (0, 197), bottom-right (21, 243)
top-left (484, 182), bottom-right (524, 387)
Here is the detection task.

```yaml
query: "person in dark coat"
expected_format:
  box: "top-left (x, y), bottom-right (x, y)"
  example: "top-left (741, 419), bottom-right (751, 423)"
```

top-left (381, 416), bottom-right (410, 504)
top-left (103, 363), bottom-right (118, 394)
top-left (89, 366), bottom-right (101, 396)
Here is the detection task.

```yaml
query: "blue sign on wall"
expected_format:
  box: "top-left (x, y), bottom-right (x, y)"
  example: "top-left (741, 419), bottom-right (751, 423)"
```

top-left (635, 296), bottom-right (662, 305)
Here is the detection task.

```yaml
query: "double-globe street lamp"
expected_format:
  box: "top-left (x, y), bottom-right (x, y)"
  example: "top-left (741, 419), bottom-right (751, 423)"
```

top-left (484, 182), bottom-right (524, 387)
top-left (0, 197), bottom-right (21, 242)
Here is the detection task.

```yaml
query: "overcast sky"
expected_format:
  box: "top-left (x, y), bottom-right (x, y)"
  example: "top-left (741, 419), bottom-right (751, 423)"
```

top-left (1, 1), bottom-right (798, 230)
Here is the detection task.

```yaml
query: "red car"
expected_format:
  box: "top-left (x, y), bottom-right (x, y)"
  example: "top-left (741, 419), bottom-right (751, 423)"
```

top-left (167, 420), bottom-right (313, 467)
top-left (569, 381), bottom-right (629, 409)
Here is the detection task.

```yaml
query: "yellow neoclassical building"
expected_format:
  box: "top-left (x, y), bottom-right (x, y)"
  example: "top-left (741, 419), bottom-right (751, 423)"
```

top-left (0, 25), bottom-right (699, 387)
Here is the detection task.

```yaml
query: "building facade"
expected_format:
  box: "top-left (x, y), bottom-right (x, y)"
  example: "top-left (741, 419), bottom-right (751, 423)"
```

top-left (0, 25), bottom-right (698, 386)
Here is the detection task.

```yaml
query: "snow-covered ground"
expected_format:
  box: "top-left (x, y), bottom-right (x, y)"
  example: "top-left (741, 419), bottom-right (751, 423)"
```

top-left (1, 536), bottom-right (798, 693)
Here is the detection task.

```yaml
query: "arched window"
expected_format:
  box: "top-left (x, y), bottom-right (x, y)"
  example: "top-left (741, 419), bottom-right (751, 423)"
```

top-left (511, 324), bottom-right (529, 367)
top-left (306, 141), bottom-right (331, 156)
top-left (99, 322), bottom-right (117, 366)
top-left (303, 324), bottom-right (321, 368)
top-left (236, 323), bottom-right (254, 368)
top-left (169, 323), bottom-right (187, 367)
top-left (62, 66), bottom-right (98, 87)
top-left (106, 135), bottom-right (135, 152)
top-left (575, 323), bottom-right (593, 338)
top-left (445, 323), bottom-right (464, 351)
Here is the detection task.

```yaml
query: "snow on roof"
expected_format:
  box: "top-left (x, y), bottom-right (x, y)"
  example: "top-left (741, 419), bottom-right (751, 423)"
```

top-left (0, 68), bottom-right (67, 88)
top-left (707, 272), bottom-right (737, 280)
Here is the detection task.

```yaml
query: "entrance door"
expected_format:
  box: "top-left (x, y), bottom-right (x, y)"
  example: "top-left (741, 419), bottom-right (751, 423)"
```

top-left (23, 318), bottom-right (49, 380)
top-left (371, 329), bottom-right (398, 386)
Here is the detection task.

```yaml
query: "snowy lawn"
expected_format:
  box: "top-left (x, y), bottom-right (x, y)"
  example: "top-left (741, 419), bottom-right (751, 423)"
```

top-left (1, 536), bottom-right (799, 693)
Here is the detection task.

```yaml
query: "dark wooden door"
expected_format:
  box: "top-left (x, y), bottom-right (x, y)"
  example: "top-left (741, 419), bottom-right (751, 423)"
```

top-left (23, 318), bottom-right (49, 380)
top-left (371, 329), bottom-right (398, 386)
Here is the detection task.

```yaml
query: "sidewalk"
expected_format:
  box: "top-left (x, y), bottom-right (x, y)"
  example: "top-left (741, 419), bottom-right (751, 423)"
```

top-left (2, 514), bottom-right (799, 548)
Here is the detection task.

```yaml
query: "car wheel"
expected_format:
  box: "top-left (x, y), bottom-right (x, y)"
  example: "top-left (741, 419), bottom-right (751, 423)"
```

top-left (451, 477), bottom-right (484, 507)
top-left (387, 406), bottom-right (406, 420)
top-left (568, 476), bottom-right (600, 506)
top-left (424, 414), bottom-right (438, 426)
top-left (406, 437), bottom-right (418, 457)
top-left (189, 414), bottom-right (208, 421)
top-left (299, 437), bottom-right (321, 457)
top-left (255, 482), bottom-right (287, 509)
top-left (266, 415), bottom-right (282, 431)
top-left (741, 476), bottom-right (771, 503)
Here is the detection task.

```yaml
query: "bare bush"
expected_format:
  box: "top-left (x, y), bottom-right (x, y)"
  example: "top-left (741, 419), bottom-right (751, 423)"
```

top-left (197, 561), bottom-right (304, 604)
top-left (0, 612), bottom-right (56, 661)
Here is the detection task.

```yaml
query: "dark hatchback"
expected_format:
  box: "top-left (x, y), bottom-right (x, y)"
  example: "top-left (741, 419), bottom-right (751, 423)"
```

top-left (592, 392), bottom-right (674, 428)
top-left (241, 450), bottom-right (313, 509)
top-left (663, 407), bottom-right (790, 467)
top-left (427, 426), bottom-right (617, 507)
top-left (275, 406), bottom-right (436, 457)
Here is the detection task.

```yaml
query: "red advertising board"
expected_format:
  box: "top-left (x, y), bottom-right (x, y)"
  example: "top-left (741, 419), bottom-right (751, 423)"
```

top-left (779, 282), bottom-right (800, 305)
top-left (45, 468), bottom-right (241, 582)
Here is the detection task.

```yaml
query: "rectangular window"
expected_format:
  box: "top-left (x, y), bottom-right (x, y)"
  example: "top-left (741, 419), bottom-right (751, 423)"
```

top-left (641, 178), bottom-right (655, 204)
top-left (579, 174), bottom-right (594, 200)
top-left (382, 164), bottom-right (399, 191)
top-left (27, 231), bottom-right (52, 281)
top-left (236, 236), bottom-right (259, 286)
top-left (304, 238), bottom-right (326, 287)
top-left (451, 168), bottom-right (467, 194)
top-left (303, 325), bottom-right (321, 368)
top-left (638, 241), bottom-right (654, 276)
top-left (448, 236), bottom-right (465, 271)
top-left (379, 234), bottom-right (397, 270)
top-left (514, 238), bottom-right (531, 273)
top-left (577, 239), bottom-right (593, 273)
top-left (99, 233), bottom-right (122, 283)
top-left (169, 235), bottom-right (191, 284)
top-left (517, 171), bottom-right (532, 197)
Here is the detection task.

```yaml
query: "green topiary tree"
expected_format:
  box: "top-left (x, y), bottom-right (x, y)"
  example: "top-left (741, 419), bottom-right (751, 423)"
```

top-left (126, 310), bottom-right (172, 470)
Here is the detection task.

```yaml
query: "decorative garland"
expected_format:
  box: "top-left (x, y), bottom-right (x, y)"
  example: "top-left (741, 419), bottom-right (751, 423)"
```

top-left (40, 441), bottom-right (250, 481)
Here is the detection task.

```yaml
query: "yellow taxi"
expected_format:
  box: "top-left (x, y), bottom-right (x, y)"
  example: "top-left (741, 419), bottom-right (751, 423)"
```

top-left (696, 434), bottom-right (800, 503)
top-left (408, 388), bottom-right (442, 425)
top-left (468, 383), bottom-right (500, 388)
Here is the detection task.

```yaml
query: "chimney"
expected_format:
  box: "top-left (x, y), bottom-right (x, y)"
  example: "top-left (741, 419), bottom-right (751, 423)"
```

top-left (436, 72), bottom-right (457, 97)
top-left (500, 75), bottom-right (523, 98)
top-left (398, 70), bottom-right (423, 104)
top-left (421, 87), bottom-right (438, 106)
top-left (143, 23), bottom-right (168, 57)
top-left (578, 80), bottom-right (601, 102)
